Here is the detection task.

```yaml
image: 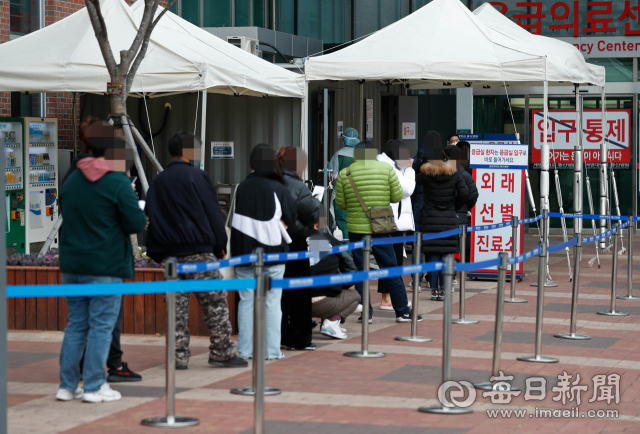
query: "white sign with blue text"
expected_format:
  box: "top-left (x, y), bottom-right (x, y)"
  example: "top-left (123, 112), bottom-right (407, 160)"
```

top-left (470, 144), bottom-right (528, 170)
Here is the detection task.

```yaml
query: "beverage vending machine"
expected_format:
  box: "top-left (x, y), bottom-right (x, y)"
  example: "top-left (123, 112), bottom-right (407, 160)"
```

top-left (24, 118), bottom-right (58, 254)
top-left (1, 119), bottom-right (26, 254)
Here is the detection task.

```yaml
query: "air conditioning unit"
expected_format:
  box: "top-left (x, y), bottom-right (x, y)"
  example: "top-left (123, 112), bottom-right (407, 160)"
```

top-left (227, 37), bottom-right (260, 56)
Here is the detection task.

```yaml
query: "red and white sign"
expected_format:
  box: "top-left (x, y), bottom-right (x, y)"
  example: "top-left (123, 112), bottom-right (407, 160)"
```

top-left (491, 1), bottom-right (640, 38)
top-left (470, 169), bottom-right (525, 274)
top-left (531, 109), bottom-right (631, 169)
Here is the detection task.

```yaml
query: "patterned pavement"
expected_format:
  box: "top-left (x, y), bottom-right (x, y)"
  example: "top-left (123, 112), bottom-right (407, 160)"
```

top-left (7, 234), bottom-right (640, 433)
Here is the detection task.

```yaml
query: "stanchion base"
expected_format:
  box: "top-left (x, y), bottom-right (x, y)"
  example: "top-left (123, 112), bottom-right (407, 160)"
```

top-left (504, 298), bottom-right (528, 303)
top-left (229, 386), bottom-right (282, 396)
top-left (554, 332), bottom-right (591, 340)
top-left (617, 295), bottom-right (640, 300)
top-left (517, 355), bottom-right (559, 363)
top-left (597, 310), bottom-right (629, 316)
top-left (418, 405), bottom-right (473, 414)
top-left (451, 318), bottom-right (479, 325)
top-left (140, 416), bottom-right (200, 428)
top-left (530, 282), bottom-right (559, 287)
top-left (472, 381), bottom-right (520, 391)
top-left (343, 351), bottom-right (386, 358)
top-left (395, 336), bottom-right (433, 342)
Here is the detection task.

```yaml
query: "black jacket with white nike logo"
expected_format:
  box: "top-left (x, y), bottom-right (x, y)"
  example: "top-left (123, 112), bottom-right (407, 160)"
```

top-left (230, 172), bottom-right (298, 258)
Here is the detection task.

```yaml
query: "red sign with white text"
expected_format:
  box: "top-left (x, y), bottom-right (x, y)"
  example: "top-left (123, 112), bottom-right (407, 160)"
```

top-left (531, 109), bottom-right (631, 169)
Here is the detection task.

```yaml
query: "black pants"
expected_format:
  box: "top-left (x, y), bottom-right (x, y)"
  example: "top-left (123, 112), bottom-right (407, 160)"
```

top-left (280, 287), bottom-right (312, 349)
top-left (378, 231), bottom-right (405, 294)
top-left (79, 297), bottom-right (124, 371)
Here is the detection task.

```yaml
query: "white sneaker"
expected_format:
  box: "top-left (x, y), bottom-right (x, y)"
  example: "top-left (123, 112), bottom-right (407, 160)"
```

top-left (340, 327), bottom-right (347, 333)
top-left (355, 304), bottom-right (363, 313)
top-left (56, 387), bottom-right (83, 401)
top-left (452, 278), bottom-right (458, 285)
top-left (320, 319), bottom-right (348, 340)
top-left (82, 383), bottom-right (121, 403)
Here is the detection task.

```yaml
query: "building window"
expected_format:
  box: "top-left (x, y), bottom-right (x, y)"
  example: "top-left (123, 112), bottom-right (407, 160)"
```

top-left (204, 0), bottom-right (232, 26)
top-left (10, 0), bottom-right (40, 36)
top-left (586, 58), bottom-right (634, 82)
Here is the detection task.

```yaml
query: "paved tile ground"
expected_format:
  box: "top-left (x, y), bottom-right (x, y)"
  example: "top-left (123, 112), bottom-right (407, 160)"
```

top-left (8, 235), bottom-right (640, 433)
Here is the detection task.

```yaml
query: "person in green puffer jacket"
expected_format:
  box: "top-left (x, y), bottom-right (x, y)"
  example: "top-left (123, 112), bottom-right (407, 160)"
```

top-left (334, 141), bottom-right (422, 324)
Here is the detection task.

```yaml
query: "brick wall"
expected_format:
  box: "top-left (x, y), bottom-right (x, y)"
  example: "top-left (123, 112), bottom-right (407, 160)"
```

top-left (0, 0), bottom-right (10, 116)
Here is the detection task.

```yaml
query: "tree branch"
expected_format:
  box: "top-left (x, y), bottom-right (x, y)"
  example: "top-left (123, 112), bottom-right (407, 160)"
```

top-left (85, 0), bottom-right (118, 78)
top-left (125, 0), bottom-right (178, 95)
top-left (122, 0), bottom-right (158, 73)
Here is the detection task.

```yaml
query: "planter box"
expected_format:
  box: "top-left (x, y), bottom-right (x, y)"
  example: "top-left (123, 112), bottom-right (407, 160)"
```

top-left (6, 267), bottom-right (237, 336)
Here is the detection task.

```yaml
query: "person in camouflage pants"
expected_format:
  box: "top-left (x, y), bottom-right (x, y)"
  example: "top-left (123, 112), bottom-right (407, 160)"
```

top-left (175, 253), bottom-right (234, 368)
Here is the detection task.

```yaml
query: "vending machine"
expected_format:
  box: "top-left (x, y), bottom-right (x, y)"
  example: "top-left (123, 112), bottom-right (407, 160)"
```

top-left (1, 119), bottom-right (26, 254)
top-left (24, 118), bottom-right (58, 254)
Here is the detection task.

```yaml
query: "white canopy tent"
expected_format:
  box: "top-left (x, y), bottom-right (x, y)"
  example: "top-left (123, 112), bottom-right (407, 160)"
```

top-left (0, 0), bottom-right (305, 177)
top-left (304, 0), bottom-right (608, 290)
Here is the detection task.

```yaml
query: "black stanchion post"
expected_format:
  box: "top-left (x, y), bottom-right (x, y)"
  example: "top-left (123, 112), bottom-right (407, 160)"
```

top-left (231, 248), bottom-right (281, 396)
top-left (345, 236), bottom-right (385, 358)
top-left (555, 234), bottom-right (591, 340)
top-left (474, 253), bottom-right (517, 391)
top-left (598, 225), bottom-right (629, 316)
top-left (452, 225), bottom-right (478, 324)
top-left (253, 273), bottom-right (270, 434)
top-left (419, 255), bottom-right (473, 415)
top-left (517, 241), bottom-right (559, 364)
top-left (396, 232), bottom-right (432, 342)
top-left (618, 217), bottom-right (639, 300)
top-left (505, 216), bottom-right (527, 303)
top-left (141, 258), bottom-right (199, 428)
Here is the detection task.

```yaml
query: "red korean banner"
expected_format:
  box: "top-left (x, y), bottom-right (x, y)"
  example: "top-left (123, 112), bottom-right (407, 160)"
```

top-left (490, 1), bottom-right (640, 37)
top-left (470, 168), bottom-right (525, 275)
top-left (531, 109), bottom-right (631, 169)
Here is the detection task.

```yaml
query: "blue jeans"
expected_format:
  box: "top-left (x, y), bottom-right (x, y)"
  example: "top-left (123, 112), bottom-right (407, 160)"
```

top-left (59, 274), bottom-right (123, 393)
top-left (351, 233), bottom-right (410, 318)
top-left (427, 254), bottom-right (445, 290)
top-left (236, 264), bottom-right (285, 360)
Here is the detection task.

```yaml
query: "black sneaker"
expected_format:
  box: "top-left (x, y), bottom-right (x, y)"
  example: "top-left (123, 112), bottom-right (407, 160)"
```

top-left (396, 310), bottom-right (423, 323)
top-left (208, 354), bottom-right (249, 368)
top-left (107, 362), bottom-right (142, 382)
top-left (176, 363), bottom-right (188, 370)
top-left (357, 315), bottom-right (373, 324)
top-left (280, 343), bottom-right (317, 351)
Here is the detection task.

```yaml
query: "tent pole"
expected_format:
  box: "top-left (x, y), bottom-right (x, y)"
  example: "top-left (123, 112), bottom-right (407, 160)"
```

top-left (574, 85), bottom-right (583, 235)
top-left (540, 80), bottom-right (550, 228)
top-left (200, 90), bottom-right (207, 171)
top-left (599, 86), bottom-right (608, 250)
top-left (323, 88), bottom-right (329, 223)
top-left (72, 93), bottom-right (78, 159)
top-left (301, 79), bottom-right (309, 181)
top-left (359, 81), bottom-right (364, 139)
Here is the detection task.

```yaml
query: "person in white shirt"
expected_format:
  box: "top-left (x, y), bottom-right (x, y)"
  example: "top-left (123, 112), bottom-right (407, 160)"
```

top-left (375, 140), bottom-right (416, 309)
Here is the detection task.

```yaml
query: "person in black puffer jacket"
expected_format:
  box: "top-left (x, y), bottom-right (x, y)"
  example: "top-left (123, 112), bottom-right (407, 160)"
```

top-left (277, 146), bottom-right (320, 351)
top-left (417, 133), bottom-right (469, 300)
top-left (455, 141), bottom-right (479, 262)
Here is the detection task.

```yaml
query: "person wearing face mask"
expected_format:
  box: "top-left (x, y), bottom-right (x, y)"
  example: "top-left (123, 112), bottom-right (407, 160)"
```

top-left (327, 127), bottom-right (359, 239)
top-left (447, 133), bottom-right (460, 146)
top-left (375, 140), bottom-right (416, 310)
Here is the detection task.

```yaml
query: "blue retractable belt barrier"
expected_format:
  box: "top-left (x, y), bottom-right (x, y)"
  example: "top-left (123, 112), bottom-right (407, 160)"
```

top-left (264, 250), bottom-right (315, 263)
top-left (548, 212), bottom-right (628, 221)
top-left (422, 227), bottom-right (462, 240)
top-left (547, 237), bottom-right (578, 253)
top-left (330, 241), bottom-right (365, 254)
top-left (583, 224), bottom-right (623, 244)
top-left (509, 246), bottom-right (542, 265)
top-left (371, 234), bottom-right (417, 246)
top-left (176, 254), bottom-right (257, 274)
top-left (6, 278), bottom-right (257, 298)
top-left (455, 256), bottom-right (502, 272)
top-left (520, 214), bottom-right (543, 225)
top-left (468, 220), bottom-right (513, 232)
top-left (272, 261), bottom-right (444, 290)
top-left (634, 216), bottom-right (640, 222)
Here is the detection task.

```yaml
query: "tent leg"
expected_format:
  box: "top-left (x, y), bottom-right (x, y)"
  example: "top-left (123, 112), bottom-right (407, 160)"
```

top-left (200, 90), bottom-right (207, 171)
top-left (121, 116), bottom-right (150, 194)
top-left (323, 88), bottom-right (329, 223)
top-left (129, 123), bottom-right (164, 173)
top-left (301, 80), bottom-right (309, 181)
top-left (359, 82), bottom-right (364, 139)
top-left (599, 87), bottom-right (608, 251)
top-left (73, 93), bottom-right (78, 159)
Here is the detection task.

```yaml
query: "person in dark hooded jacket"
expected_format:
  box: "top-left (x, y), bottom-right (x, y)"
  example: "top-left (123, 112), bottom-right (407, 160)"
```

top-left (277, 146), bottom-right (320, 351)
top-left (417, 133), bottom-right (469, 300)
top-left (455, 141), bottom-right (479, 262)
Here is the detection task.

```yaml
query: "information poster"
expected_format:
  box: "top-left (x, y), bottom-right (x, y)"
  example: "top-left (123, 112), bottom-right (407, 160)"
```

top-left (470, 144), bottom-right (525, 275)
top-left (531, 109), bottom-right (631, 169)
top-left (211, 141), bottom-right (234, 159)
